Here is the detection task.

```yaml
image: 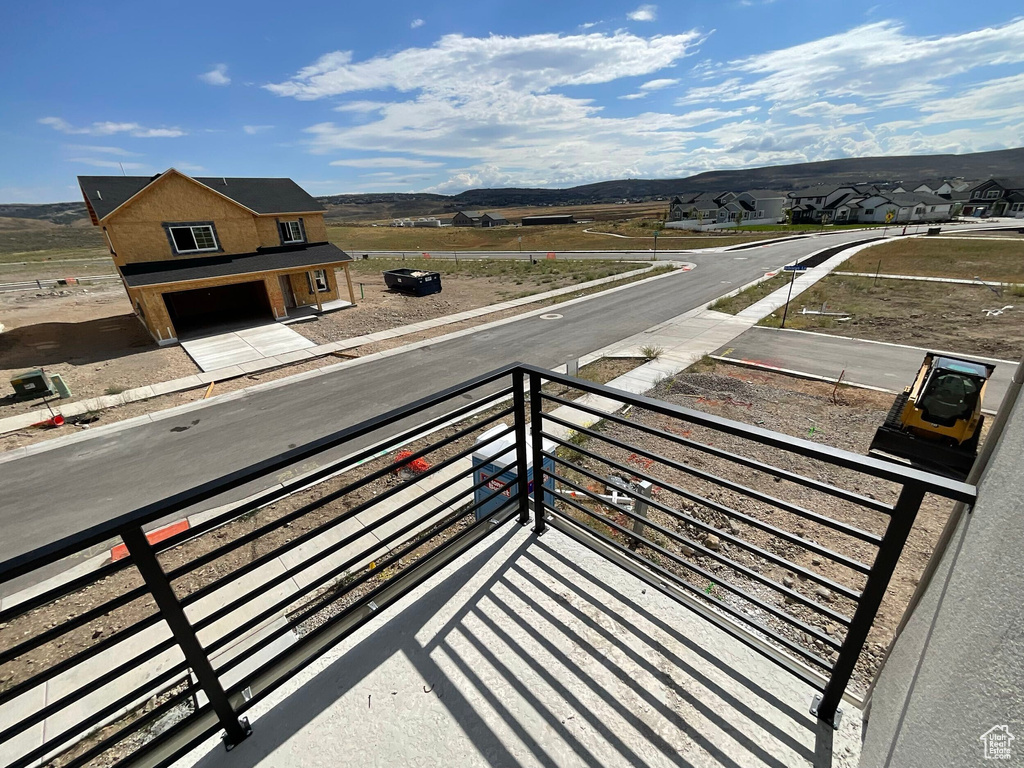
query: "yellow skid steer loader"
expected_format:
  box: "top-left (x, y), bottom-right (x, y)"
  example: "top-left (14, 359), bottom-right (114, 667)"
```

top-left (869, 353), bottom-right (995, 480)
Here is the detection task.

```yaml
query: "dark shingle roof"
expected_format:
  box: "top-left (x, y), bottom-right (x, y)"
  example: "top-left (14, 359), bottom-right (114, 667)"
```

top-left (79, 171), bottom-right (324, 220)
top-left (120, 242), bottom-right (351, 288)
top-left (455, 210), bottom-right (483, 218)
top-left (888, 192), bottom-right (951, 207)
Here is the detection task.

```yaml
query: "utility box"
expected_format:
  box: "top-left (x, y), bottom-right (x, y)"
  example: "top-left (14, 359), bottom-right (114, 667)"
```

top-left (10, 369), bottom-right (55, 399)
top-left (472, 424), bottom-right (556, 521)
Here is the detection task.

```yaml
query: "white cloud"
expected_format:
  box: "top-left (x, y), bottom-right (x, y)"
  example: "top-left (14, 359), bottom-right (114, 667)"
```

top-left (328, 157), bottom-right (444, 168)
top-left (410, 18), bottom-right (425, 29)
top-left (40, 117), bottom-right (185, 138)
top-left (243, 125), bottom-right (274, 134)
top-left (266, 31), bottom-right (701, 100)
top-left (199, 64), bottom-right (231, 86)
top-left (681, 17), bottom-right (1024, 110)
top-left (68, 158), bottom-right (147, 170)
top-left (260, 19), bottom-right (1024, 194)
top-left (640, 78), bottom-right (679, 91)
top-left (173, 162), bottom-right (207, 172)
top-left (627, 5), bottom-right (657, 22)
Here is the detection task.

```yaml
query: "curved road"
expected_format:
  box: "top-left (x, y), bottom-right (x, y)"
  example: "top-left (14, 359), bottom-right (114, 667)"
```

top-left (0, 225), bottom-right (999, 564)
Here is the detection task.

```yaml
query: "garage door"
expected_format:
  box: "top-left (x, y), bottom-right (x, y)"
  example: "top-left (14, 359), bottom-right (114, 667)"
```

top-left (164, 281), bottom-right (273, 337)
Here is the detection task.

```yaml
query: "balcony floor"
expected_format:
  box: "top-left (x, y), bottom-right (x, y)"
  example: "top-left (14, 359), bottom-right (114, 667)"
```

top-left (173, 524), bottom-right (862, 768)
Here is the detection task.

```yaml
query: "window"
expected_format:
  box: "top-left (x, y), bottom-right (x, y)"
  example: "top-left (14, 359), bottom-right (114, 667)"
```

top-left (930, 206), bottom-right (936, 212)
top-left (756, 209), bottom-right (764, 218)
top-left (168, 224), bottom-right (217, 254)
top-left (279, 220), bottom-right (304, 243)
top-left (985, 190), bottom-right (1000, 199)
top-left (307, 269), bottom-right (329, 293)
top-left (864, 208), bottom-right (875, 215)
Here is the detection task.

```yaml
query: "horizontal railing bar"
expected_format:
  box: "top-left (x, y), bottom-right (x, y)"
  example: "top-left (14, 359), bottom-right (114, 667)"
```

top-left (543, 411), bottom-right (883, 549)
top-left (2, 658), bottom-right (189, 765)
top-left (543, 432), bottom-right (869, 594)
top-left (0, 363), bottom-right (521, 583)
top-left (547, 469), bottom-right (848, 644)
top-left (543, 501), bottom-right (835, 670)
top-left (176, 424), bottom-right (513, 607)
top-left (153, 385), bottom-right (517, 557)
top-left (0, 584), bottom-right (150, 667)
top-left (170, 412), bottom-right (514, 587)
top-left (0, 614), bottom-right (166, 709)
top-left (0, 636), bottom-right (181, 745)
top-left (0, 557), bottom-right (136, 626)
top-left (44, 685), bottom-right (199, 768)
top-left (215, 484), bottom-right (518, 676)
top-left (541, 391), bottom-right (897, 516)
top-left (199, 470), bottom-right (519, 655)
top-left (524, 363), bottom-right (977, 502)
top-left (542, 515), bottom-right (828, 694)
top-left (226, 502), bottom-right (520, 709)
top-left (547, 456), bottom-right (855, 625)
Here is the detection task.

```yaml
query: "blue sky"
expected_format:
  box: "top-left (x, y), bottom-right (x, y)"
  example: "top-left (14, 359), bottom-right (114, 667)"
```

top-left (2, 1), bottom-right (1023, 203)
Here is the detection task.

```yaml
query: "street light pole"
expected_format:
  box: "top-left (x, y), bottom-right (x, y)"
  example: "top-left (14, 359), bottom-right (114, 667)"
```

top-left (653, 230), bottom-right (659, 261)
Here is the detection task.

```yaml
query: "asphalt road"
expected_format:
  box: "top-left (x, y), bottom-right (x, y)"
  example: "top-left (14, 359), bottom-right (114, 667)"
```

top-left (0, 225), bottom-right (986, 564)
top-left (713, 326), bottom-right (1017, 411)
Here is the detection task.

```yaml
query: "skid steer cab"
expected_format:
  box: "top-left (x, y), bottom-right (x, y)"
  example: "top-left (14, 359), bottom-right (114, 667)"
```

top-left (869, 353), bottom-right (995, 480)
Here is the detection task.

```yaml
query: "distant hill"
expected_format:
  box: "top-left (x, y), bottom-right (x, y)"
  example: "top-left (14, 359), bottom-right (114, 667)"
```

top-left (8, 147), bottom-right (1024, 225)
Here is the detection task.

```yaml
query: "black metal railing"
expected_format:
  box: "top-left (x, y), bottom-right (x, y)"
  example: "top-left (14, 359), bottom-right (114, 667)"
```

top-left (0, 363), bottom-right (975, 768)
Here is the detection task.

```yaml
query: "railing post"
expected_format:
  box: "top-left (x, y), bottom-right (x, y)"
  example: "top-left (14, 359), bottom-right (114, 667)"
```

top-left (122, 527), bottom-right (251, 749)
top-left (512, 369), bottom-right (531, 526)
top-left (813, 482), bottom-right (926, 727)
top-left (528, 370), bottom-right (548, 534)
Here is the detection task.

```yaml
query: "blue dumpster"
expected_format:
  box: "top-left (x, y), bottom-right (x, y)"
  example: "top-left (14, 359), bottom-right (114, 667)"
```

top-left (472, 424), bottom-right (556, 520)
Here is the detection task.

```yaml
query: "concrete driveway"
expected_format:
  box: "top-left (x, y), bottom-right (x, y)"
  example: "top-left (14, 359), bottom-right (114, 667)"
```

top-left (180, 322), bottom-right (316, 372)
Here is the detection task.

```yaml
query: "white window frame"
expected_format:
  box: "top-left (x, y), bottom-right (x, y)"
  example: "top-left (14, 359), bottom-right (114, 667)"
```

top-left (985, 189), bottom-right (1000, 199)
top-left (307, 269), bottom-right (329, 293)
top-left (280, 220), bottom-right (304, 244)
top-left (168, 224), bottom-right (218, 254)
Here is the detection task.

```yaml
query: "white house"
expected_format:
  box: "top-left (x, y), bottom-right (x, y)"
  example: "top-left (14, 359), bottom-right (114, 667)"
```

top-left (666, 189), bottom-right (785, 229)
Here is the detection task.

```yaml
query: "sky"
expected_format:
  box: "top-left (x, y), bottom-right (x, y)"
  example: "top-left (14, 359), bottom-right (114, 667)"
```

top-left (2, 1), bottom-right (1023, 203)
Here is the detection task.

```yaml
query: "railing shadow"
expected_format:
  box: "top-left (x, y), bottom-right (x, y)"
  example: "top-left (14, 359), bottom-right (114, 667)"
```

top-left (187, 523), bottom-right (837, 768)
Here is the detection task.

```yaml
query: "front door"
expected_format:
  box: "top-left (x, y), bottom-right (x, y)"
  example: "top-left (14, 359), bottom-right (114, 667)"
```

top-left (279, 275), bottom-right (296, 312)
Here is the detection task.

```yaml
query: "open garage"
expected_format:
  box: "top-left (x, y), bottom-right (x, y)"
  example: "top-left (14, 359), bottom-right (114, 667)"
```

top-left (162, 280), bottom-right (273, 337)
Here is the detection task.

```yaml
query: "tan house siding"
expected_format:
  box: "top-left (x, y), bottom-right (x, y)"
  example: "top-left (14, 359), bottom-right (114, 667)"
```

top-left (288, 267), bottom-right (340, 306)
top-left (253, 214), bottom-right (328, 248)
top-left (105, 174), bottom-right (260, 266)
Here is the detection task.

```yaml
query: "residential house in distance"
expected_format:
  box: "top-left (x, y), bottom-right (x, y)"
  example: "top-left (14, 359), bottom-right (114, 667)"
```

top-left (480, 212), bottom-right (509, 227)
top-left (892, 178), bottom-right (973, 198)
top-left (962, 178), bottom-right (1024, 218)
top-left (666, 190), bottom-right (785, 229)
top-left (79, 169), bottom-right (356, 345)
top-left (787, 185), bottom-right (952, 224)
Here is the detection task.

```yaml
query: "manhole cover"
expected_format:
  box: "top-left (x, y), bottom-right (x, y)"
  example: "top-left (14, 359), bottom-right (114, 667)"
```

top-left (539, 313), bottom-right (563, 320)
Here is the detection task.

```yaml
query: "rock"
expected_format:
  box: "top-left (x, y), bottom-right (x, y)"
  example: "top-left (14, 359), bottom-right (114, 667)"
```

top-left (680, 545), bottom-right (695, 557)
top-left (815, 586), bottom-right (831, 601)
top-left (705, 535), bottom-right (721, 551)
top-left (811, 556), bottom-right (822, 566)
top-left (783, 576), bottom-right (795, 588)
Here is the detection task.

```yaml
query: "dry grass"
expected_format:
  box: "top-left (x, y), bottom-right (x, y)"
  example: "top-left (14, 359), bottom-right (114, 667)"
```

top-left (329, 223), bottom-right (790, 253)
top-left (843, 238), bottom-right (1024, 283)
top-left (758, 275), bottom-right (1024, 358)
top-left (709, 273), bottom-right (791, 314)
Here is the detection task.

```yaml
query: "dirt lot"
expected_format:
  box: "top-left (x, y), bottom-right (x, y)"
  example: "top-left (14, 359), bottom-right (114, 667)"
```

top-left (843, 237), bottom-right (1024, 283)
top-left (329, 222), bottom-right (791, 253)
top-left (757, 275), bottom-right (1024, 358)
top-left (550, 360), bottom-right (961, 694)
top-left (0, 260), bottom-right (647, 420)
